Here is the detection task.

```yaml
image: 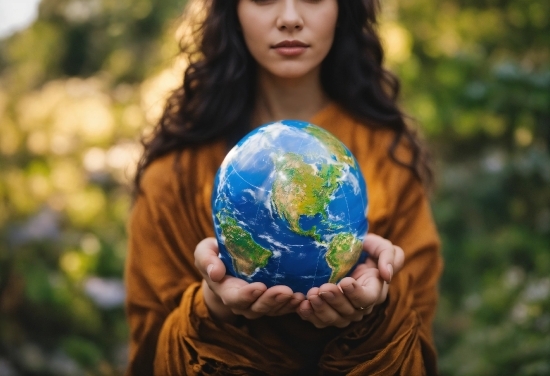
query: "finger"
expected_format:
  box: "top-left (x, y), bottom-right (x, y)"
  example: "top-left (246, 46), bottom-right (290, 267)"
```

top-left (339, 272), bottom-right (383, 310)
top-left (297, 300), bottom-right (326, 328)
top-left (363, 234), bottom-right (400, 283)
top-left (247, 285), bottom-right (294, 315)
top-left (297, 299), bottom-right (312, 318)
top-left (305, 302), bottom-right (352, 329)
top-left (317, 284), bottom-right (356, 317)
top-left (218, 280), bottom-right (266, 310)
top-left (249, 296), bottom-right (291, 319)
top-left (387, 245), bottom-right (405, 274)
top-left (307, 290), bottom-right (342, 327)
top-left (349, 262), bottom-right (372, 280)
top-left (376, 245), bottom-right (404, 283)
top-left (194, 238), bottom-right (226, 282)
top-left (377, 281), bottom-right (389, 305)
top-left (297, 297), bottom-right (352, 328)
top-left (272, 292), bottom-right (305, 316)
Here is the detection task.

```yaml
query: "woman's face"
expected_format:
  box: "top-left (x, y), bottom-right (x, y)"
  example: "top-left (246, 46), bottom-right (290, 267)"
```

top-left (237, 0), bottom-right (339, 80)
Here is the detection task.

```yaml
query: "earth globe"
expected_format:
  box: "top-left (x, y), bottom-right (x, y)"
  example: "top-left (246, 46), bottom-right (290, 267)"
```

top-left (212, 120), bottom-right (368, 295)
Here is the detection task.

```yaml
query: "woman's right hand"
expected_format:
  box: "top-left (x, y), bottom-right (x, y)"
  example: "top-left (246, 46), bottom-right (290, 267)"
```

top-left (194, 238), bottom-right (305, 323)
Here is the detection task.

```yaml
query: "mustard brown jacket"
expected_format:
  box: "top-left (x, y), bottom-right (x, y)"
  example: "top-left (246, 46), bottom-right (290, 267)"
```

top-left (125, 103), bottom-right (443, 375)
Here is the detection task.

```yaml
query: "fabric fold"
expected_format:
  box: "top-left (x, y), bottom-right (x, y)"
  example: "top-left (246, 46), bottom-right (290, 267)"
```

top-left (155, 282), bottom-right (307, 375)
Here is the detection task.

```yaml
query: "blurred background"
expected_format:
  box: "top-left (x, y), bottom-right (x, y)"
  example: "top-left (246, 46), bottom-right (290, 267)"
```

top-left (0, 0), bottom-right (548, 374)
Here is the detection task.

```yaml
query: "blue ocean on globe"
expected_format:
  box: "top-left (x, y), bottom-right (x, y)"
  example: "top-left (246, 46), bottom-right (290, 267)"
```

top-left (212, 120), bottom-right (368, 295)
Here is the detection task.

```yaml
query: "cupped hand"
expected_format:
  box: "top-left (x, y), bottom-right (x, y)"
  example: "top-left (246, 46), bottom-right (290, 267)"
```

top-left (360, 233), bottom-right (405, 283)
top-left (194, 238), bottom-right (305, 323)
top-left (296, 233), bottom-right (405, 328)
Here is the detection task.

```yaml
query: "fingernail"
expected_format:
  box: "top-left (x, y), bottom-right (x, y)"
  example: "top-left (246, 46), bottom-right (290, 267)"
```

top-left (318, 291), bottom-right (335, 301)
top-left (342, 283), bottom-right (355, 294)
top-left (207, 264), bottom-right (214, 279)
top-left (388, 265), bottom-right (393, 284)
top-left (251, 289), bottom-right (263, 298)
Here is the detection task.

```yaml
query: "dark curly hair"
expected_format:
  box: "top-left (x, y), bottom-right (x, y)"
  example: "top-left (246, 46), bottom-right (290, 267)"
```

top-left (134, 0), bottom-right (432, 193)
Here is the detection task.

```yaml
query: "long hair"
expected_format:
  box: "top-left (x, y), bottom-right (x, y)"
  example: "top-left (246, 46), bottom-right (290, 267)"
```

top-left (134, 0), bottom-right (433, 193)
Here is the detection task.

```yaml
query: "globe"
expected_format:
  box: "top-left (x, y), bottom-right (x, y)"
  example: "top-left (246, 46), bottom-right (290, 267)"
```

top-left (212, 120), bottom-right (368, 295)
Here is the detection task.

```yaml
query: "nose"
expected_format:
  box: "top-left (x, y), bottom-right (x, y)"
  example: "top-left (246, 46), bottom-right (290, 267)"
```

top-left (276, 0), bottom-right (304, 31)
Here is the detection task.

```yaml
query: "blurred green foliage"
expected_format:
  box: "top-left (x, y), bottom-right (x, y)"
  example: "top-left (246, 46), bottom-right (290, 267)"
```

top-left (0, 0), bottom-right (548, 375)
top-left (0, 0), bottom-right (183, 374)
top-left (388, 0), bottom-right (550, 374)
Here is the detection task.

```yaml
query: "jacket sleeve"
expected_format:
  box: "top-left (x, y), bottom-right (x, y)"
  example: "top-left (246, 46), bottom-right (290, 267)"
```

top-left (124, 159), bottom-right (202, 376)
top-left (124, 156), bottom-right (304, 376)
top-left (386, 171), bottom-right (443, 348)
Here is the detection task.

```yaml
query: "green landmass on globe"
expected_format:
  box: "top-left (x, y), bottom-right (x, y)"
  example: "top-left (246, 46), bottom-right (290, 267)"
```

top-left (217, 214), bottom-right (273, 276)
top-left (326, 233), bottom-right (363, 283)
top-left (272, 152), bottom-right (343, 241)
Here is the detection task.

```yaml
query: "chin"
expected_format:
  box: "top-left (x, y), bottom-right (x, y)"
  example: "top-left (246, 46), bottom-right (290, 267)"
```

top-left (277, 71), bottom-right (311, 79)
top-left (267, 66), bottom-right (318, 80)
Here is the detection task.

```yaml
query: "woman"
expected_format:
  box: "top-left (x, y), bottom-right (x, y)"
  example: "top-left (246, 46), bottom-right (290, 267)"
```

top-left (126, 0), bottom-right (443, 375)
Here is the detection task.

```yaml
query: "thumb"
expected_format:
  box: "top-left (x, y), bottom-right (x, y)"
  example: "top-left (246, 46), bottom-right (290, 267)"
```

top-left (194, 237), bottom-right (227, 282)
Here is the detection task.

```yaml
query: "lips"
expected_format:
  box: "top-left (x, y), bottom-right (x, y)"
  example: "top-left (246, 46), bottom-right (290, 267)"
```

top-left (272, 40), bottom-right (309, 48)
top-left (272, 40), bottom-right (309, 56)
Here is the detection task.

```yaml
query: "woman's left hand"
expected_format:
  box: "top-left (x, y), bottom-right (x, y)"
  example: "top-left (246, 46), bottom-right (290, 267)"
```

top-left (296, 234), bottom-right (405, 328)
